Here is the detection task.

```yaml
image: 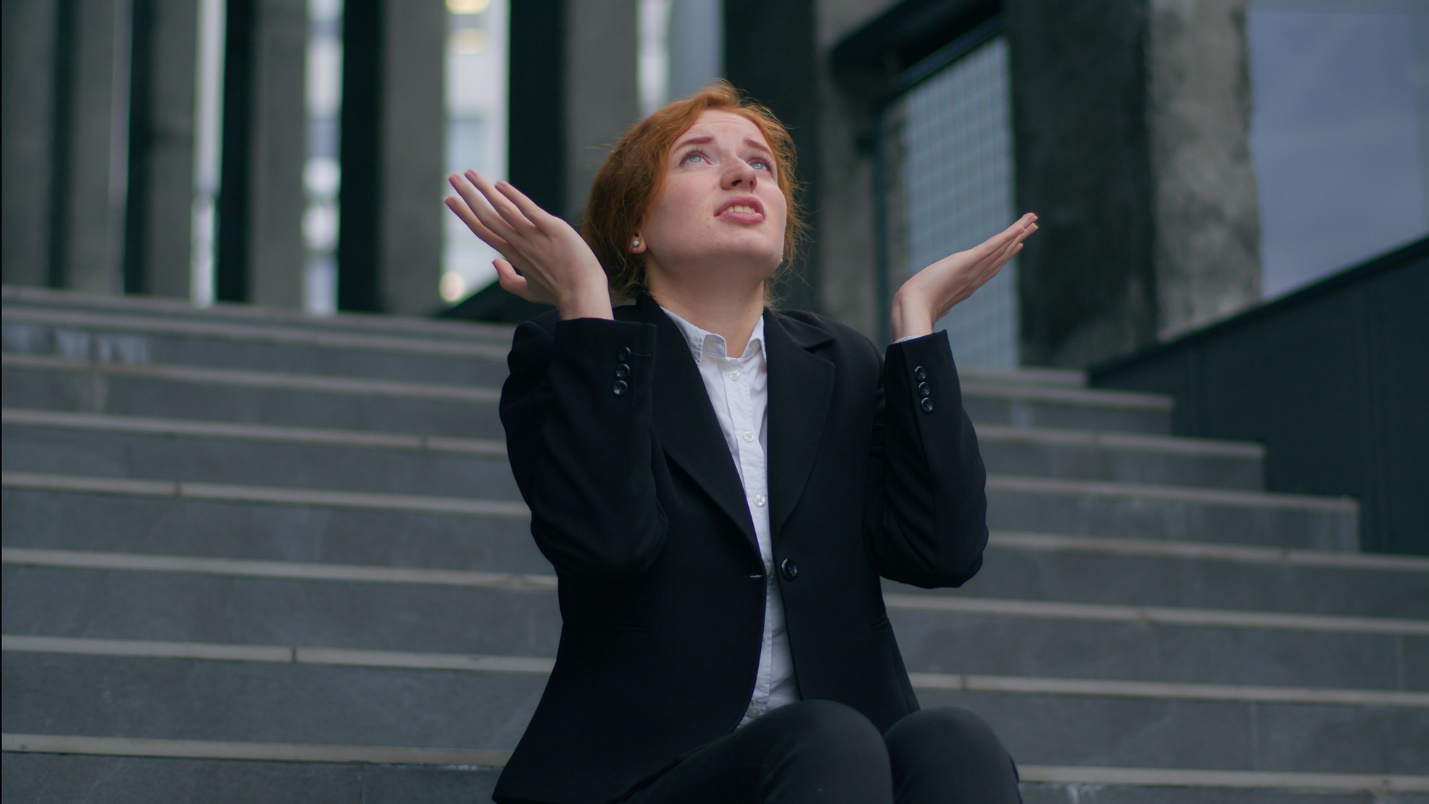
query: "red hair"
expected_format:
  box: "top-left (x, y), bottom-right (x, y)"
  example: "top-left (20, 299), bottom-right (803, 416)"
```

top-left (582, 81), bottom-right (807, 302)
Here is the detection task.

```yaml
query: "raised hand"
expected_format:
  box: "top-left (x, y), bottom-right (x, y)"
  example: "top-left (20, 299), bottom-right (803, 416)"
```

top-left (444, 170), bottom-right (614, 320)
top-left (890, 213), bottom-right (1038, 341)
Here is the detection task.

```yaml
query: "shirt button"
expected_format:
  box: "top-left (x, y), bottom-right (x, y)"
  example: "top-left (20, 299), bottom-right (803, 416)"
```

top-left (753, 494), bottom-right (767, 507)
top-left (742, 430), bottom-right (755, 442)
top-left (729, 369), bottom-right (743, 381)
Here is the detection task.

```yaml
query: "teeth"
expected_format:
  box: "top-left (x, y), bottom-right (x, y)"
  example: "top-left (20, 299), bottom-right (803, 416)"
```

top-left (725, 205), bottom-right (757, 214)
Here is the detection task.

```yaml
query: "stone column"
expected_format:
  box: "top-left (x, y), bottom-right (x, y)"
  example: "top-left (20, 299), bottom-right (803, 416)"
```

top-left (1006, 0), bottom-right (1261, 366)
top-left (246, 0), bottom-right (308, 308)
top-left (1147, 0), bottom-right (1260, 337)
top-left (338, 0), bottom-right (444, 315)
top-left (1, 0), bottom-right (58, 288)
top-left (124, 0), bottom-right (199, 299)
top-left (62, 0), bottom-right (127, 294)
top-left (564, 0), bottom-right (640, 222)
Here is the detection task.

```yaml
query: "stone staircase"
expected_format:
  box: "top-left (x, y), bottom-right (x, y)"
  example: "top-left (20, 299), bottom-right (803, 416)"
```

top-left (2, 285), bottom-right (1425, 803)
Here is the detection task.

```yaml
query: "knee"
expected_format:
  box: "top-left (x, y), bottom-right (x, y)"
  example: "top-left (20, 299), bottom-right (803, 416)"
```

top-left (758, 700), bottom-right (888, 767)
top-left (885, 707), bottom-right (1013, 766)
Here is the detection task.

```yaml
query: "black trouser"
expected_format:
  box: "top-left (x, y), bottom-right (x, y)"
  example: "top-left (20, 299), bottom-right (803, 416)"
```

top-left (618, 700), bottom-right (1023, 803)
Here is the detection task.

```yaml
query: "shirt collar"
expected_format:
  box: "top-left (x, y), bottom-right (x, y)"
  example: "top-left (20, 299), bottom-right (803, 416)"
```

top-left (660, 306), bottom-right (766, 364)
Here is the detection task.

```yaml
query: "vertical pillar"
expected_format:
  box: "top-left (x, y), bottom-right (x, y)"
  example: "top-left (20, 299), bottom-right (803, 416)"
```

top-left (61, 0), bottom-right (127, 294)
top-left (338, 0), bottom-right (444, 315)
top-left (124, 0), bottom-right (199, 298)
top-left (564, 0), bottom-right (640, 222)
top-left (218, 0), bottom-right (308, 307)
top-left (1147, 0), bottom-right (1260, 337)
top-left (1, 0), bottom-right (58, 288)
top-left (508, 0), bottom-right (566, 218)
top-left (1005, 0), bottom-right (1159, 367)
top-left (381, 0), bottom-right (445, 315)
top-left (725, 0), bottom-right (822, 313)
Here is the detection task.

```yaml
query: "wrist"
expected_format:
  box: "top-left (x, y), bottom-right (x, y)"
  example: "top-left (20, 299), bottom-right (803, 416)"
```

top-left (889, 288), bottom-right (933, 341)
top-left (557, 275), bottom-right (615, 320)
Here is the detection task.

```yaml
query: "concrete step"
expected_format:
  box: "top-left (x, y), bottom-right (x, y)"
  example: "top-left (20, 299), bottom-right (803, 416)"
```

top-left (3, 641), bottom-right (1426, 775)
top-left (938, 531), bottom-right (1429, 620)
top-left (2, 750), bottom-right (503, 804)
top-left (7, 749), bottom-right (1427, 804)
top-left (977, 424), bottom-right (1263, 490)
top-left (2, 284), bottom-right (516, 345)
top-left (0, 484), bottom-right (548, 575)
top-left (5, 550), bottom-right (1423, 691)
top-left (2, 307), bottom-right (512, 387)
top-left (2, 356), bottom-right (504, 439)
top-left (1, 415), bottom-right (520, 501)
top-left (4, 480), bottom-right (1420, 621)
top-left (0, 408), bottom-right (1263, 493)
top-left (986, 475), bottom-right (1358, 550)
top-left (3, 351), bottom-right (1176, 439)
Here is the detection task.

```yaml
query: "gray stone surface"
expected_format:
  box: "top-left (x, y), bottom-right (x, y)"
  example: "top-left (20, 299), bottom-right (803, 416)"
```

top-left (986, 485), bottom-right (1359, 550)
top-left (918, 547), bottom-right (1429, 619)
top-left (2, 753), bottom-right (365, 804)
top-left (1147, 0), bottom-right (1260, 338)
top-left (888, 607), bottom-right (1421, 691)
top-left (0, 0), bottom-right (57, 289)
top-left (1, 566), bottom-right (562, 658)
top-left (1020, 784), bottom-right (1414, 804)
top-left (1, 364), bottom-right (506, 439)
top-left (964, 393), bottom-right (1172, 435)
top-left (922, 689), bottom-right (1429, 775)
top-left (1, 488), bottom-right (546, 574)
top-left (246, 0), bottom-right (309, 309)
top-left (1, 652), bottom-right (543, 749)
top-left (1, 424), bottom-right (522, 500)
top-left (2, 319), bottom-right (511, 385)
top-left (979, 434), bottom-right (1263, 490)
top-left (563, 0), bottom-right (640, 222)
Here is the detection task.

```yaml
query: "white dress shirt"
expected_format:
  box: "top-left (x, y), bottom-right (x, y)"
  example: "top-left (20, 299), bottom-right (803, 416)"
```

top-left (661, 307), bottom-right (798, 725)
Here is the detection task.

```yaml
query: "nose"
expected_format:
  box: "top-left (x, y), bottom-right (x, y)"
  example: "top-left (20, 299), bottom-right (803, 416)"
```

top-left (722, 159), bottom-right (758, 190)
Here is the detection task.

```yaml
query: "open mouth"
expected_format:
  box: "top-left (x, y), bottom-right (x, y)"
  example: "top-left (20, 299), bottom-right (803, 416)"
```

top-left (716, 197), bottom-right (765, 220)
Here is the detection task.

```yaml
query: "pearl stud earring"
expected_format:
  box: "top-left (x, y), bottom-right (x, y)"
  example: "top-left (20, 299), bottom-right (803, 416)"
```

top-left (632, 239), bottom-right (641, 249)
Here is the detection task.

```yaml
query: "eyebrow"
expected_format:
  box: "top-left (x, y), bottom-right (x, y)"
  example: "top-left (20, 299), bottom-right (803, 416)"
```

top-left (671, 134), bottom-right (775, 157)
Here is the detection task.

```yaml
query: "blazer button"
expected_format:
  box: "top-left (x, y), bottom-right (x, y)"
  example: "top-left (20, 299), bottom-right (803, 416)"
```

top-left (917, 381), bottom-right (931, 398)
top-left (617, 346), bottom-right (632, 362)
top-left (615, 362), bottom-right (631, 379)
top-left (913, 365), bottom-right (927, 381)
top-left (779, 558), bottom-right (799, 581)
top-left (920, 397), bottom-right (935, 414)
top-left (612, 379), bottom-right (629, 397)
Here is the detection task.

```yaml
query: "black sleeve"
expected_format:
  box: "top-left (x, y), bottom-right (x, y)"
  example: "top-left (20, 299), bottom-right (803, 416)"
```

top-left (499, 316), bottom-right (667, 579)
top-left (863, 332), bottom-right (989, 588)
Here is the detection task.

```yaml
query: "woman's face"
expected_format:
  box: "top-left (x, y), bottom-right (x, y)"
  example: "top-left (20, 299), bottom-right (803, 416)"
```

top-left (638, 110), bottom-right (789, 293)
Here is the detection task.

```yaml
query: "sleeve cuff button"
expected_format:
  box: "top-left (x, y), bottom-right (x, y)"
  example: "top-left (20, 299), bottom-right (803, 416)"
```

top-left (920, 397), bottom-right (935, 414)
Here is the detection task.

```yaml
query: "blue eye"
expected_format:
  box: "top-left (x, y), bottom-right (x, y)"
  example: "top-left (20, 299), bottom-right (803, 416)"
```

top-left (681, 150), bottom-right (708, 164)
top-left (751, 158), bottom-right (772, 171)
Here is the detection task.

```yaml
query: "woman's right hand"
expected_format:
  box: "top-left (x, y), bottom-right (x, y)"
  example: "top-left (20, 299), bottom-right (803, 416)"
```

top-left (445, 170), bottom-right (614, 320)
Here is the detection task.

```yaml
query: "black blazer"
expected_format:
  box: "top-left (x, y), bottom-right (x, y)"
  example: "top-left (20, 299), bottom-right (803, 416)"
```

top-left (492, 294), bottom-right (988, 804)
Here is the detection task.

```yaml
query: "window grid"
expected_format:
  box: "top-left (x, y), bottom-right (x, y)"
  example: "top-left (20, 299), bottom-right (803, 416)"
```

top-left (884, 37), bottom-right (1018, 367)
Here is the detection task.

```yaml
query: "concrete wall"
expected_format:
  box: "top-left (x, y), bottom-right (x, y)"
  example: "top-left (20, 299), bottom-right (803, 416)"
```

top-left (1, 0), bottom-right (59, 289)
top-left (1006, 0), bottom-right (1261, 366)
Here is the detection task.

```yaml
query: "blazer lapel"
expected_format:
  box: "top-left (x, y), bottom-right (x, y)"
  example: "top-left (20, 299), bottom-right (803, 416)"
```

top-left (632, 296), bottom-right (759, 553)
top-left (764, 312), bottom-right (836, 540)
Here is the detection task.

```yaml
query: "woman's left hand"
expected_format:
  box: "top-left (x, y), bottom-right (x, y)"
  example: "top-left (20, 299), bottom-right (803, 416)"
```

top-left (890, 213), bottom-right (1038, 341)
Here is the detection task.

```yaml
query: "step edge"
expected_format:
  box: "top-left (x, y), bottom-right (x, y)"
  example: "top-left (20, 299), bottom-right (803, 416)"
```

top-left (4, 307), bottom-right (511, 361)
top-left (988, 475), bottom-right (1358, 512)
top-left (6, 634), bottom-right (1425, 708)
top-left (3, 734), bottom-right (1426, 792)
top-left (5, 546), bottom-right (1425, 636)
top-left (1, 353), bottom-right (502, 402)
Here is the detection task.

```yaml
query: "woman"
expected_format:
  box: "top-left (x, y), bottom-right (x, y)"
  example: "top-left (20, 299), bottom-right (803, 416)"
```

top-left (445, 82), bottom-right (1036, 804)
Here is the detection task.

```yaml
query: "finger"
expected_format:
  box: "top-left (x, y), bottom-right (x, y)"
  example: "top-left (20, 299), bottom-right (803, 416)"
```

top-left (493, 180), bottom-right (555, 226)
top-left (467, 170), bottom-right (536, 231)
top-left (493, 259), bottom-right (530, 296)
top-left (447, 174), bottom-right (513, 238)
top-left (444, 194), bottom-right (512, 251)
